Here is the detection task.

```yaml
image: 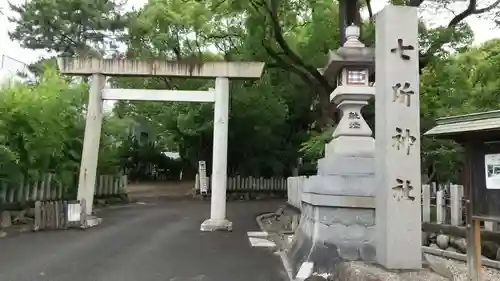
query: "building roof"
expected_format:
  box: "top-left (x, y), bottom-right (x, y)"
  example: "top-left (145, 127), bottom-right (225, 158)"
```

top-left (424, 110), bottom-right (500, 137)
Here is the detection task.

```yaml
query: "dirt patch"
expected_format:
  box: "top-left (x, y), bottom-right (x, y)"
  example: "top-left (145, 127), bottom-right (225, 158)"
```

top-left (127, 181), bottom-right (196, 200)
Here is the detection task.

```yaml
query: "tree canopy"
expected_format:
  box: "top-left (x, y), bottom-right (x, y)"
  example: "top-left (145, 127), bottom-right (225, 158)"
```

top-left (6, 0), bottom-right (500, 182)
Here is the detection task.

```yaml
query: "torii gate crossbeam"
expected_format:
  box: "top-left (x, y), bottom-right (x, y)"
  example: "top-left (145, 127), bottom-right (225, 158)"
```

top-left (57, 58), bottom-right (265, 231)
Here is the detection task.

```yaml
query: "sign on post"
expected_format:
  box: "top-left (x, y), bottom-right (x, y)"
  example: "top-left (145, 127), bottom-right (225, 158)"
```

top-left (199, 161), bottom-right (208, 195)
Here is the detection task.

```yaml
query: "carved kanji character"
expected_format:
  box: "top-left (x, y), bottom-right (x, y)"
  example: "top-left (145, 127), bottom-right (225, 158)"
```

top-left (392, 82), bottom-right (414, 107)
top-left (348, 112), bottom-right (361, 120)
top-left (349, 121), bottom-right (361, 129)
top-left (392, 178), bottom-right (416, 202)
top-left (392, 128), bottom-right (417, 155)
top-left (390, 38), bottom-right (415, 61)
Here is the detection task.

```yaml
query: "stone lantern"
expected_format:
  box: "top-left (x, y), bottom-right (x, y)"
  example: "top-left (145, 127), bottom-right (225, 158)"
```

top-left (322, 24), bottom-right (375, 161)
top-left (286, 24), bottom-right (376, 279)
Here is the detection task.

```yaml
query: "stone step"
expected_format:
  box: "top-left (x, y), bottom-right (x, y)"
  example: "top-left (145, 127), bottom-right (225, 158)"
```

top-left (303, 175), bottom-right (375, 197)
top-left (317, 155), bottom-right (374, 176)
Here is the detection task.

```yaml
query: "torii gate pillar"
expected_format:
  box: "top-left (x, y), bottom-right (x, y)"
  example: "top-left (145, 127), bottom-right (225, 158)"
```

top-left (201, 77), bottom-right (231, 231)
top-left (58, 58), bottom-right (265, 231)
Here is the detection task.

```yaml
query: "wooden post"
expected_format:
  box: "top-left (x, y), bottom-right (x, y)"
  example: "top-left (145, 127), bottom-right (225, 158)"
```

top-left (34, 201), bottom-right (41, 231)
top-left (467, 219), bottom-right (482, 281)
top-left (63, 201), bottom-right (69, 229)
top-left (0, 183), bottom-right (6, 203)
top-left (39, 175), bottom-right (46, 201)
top-left (31, 179), bottom-right (39, 202)
top-left (16, 177), bottom-right (24, 202)
top-left (422, 184), bottom-right (431, 223)
top-left (24, 179), bottom-right (30, 201)
top-left (451, 184), bottom-right (463, 226)
top-left (40, 202), bottom-right (46, 230)
top-left (436, 189), bottom-right (445, 224)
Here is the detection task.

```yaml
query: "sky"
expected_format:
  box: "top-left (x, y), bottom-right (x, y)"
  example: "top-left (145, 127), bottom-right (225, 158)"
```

top-left (1, 0), bottom-right (500, 79)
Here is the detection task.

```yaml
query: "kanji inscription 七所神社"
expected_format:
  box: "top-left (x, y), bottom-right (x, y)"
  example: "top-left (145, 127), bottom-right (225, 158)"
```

top-left (375, 5), bottom-right (421, 269)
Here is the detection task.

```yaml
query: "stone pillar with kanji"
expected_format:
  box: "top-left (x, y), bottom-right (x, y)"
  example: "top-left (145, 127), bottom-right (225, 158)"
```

top-left (375, 5), bottom-right (422, 270)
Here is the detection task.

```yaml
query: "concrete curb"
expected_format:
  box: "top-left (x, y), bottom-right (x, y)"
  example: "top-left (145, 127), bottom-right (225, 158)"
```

top-left (423, 246), bottom-right (500, 270)
top-left (255, 206), bottom-right (297, 236)
top-left (255, 209), bottom-right (295, 281)
top-left (255, 212), bottom-right (279, 232)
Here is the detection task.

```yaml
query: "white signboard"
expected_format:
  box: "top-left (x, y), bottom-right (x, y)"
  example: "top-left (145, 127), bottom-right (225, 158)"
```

top-left (485, 153), bottom-right (500, 189)
top-left (67, 203), bottom-right (81, 222)
top-left (198, 161), bottom-right (208, 194)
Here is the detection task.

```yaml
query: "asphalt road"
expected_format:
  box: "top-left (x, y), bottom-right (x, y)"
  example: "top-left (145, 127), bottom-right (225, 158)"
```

top-left (0, 199), bottom-right (288, 281)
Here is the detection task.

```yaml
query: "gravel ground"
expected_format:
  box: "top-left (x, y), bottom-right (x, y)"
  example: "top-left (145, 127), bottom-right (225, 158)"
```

top-left (426, 254), bottom-right (500, 281)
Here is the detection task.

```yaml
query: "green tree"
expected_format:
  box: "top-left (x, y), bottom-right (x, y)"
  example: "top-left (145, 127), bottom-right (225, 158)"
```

top-left (420, 39), bottom-right (500, 183)
top-left (8, 0), bottom-right (128, 56)
top-left (0, 69), bottom-right (86, 182)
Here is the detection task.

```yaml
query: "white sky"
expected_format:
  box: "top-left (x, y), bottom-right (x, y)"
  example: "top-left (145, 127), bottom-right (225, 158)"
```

top-left (1, 0), bottom-right (499, 76)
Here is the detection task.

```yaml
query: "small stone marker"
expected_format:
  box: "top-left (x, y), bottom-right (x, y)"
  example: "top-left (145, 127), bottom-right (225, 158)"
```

top-left (198, 161), bottom-right (208, 195)
top-left (375, 5), bottom-right (422, 269)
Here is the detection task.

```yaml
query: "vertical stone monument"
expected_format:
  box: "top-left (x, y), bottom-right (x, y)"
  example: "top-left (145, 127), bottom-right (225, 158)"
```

top-left (286, 24), bottom-right (377, 279)
top-left (375, 5), bottom-right (421, 270)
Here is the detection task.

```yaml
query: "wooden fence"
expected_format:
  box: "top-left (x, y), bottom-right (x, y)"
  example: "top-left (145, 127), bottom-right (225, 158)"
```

top-left (0, 174), bottom-right (128, 205)
top-left (421, 183), bottom-right (499, 230)
top-left (195, 174), bottom-right (287, 193)
top-left (287, 176), bottom-right (306, 209)
top-left (286, 176), bottom-right (499, 230)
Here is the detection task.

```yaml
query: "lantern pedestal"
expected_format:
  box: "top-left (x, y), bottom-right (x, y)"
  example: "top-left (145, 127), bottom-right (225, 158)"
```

top-left (286, 24), bottom-right (377, 280)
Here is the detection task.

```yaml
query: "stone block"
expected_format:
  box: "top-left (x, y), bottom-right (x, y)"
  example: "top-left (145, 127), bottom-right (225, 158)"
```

top-left (302, 203), bottom-right (314, 219)
top-left (324, 136), bottom-right (375, 158)
top-left (286, 225), bottom-right (340, 279)
top-left (365, 226), bottom-right (376, 242)
top-left (200, 218), bottom-right (232, 232)
top-left (317, 223), bottom-right (347, 244)
top-left (436, 234), bottom-right (449, 250)
top-left (1, 211), bottom-right (12, 228)
top-left (317, 154), bottom-right (375, 176)
top-left (356, 210), bottom-right (375, 226)
top-left (318, 207), bottom-right (375, 226)
top-left (337, 241), bottom-right (360, 261)
top-left (345, 224), bottom-right (366, 241)
top-left (302, 193), bottom-right (374, 209)
top-left (360, 241), bottom-right (377, 261)
top-left (303, 175), bottom-right (375, 197)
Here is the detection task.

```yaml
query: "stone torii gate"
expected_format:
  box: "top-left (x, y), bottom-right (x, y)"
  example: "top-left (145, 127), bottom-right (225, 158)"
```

top-left (57, 58), bottom-right (265, 231)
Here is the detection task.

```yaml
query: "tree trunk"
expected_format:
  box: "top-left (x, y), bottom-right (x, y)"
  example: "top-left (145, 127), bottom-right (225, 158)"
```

top-left (316, 86), bottom-right (335, 129)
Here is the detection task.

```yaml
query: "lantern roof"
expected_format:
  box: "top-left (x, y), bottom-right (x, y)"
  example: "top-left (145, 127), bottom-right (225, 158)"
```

top-left (322, 24), bottom-right (375, 79)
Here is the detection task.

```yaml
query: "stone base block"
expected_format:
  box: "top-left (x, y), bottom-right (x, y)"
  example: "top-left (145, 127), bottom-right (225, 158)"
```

top-left (286, 226), bottom-right (340, 279)
top-left (325, 136), bottom-right (374, 158)
top-left (1, 211), bottom-right (12, 228)
top-left (303, 175), bottom-right (375, 197)
top-left (82, 215), bottom-right (102, 228)
top-left (200, 218), bottom-right (233, 232)
top-left (317, 154), bottom-right (374, 176)
top-left (286, 203), bottom-right (376, 279)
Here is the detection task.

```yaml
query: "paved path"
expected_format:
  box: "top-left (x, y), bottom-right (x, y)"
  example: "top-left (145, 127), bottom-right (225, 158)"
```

top-left (0, 199), bottom-right (288, 281)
